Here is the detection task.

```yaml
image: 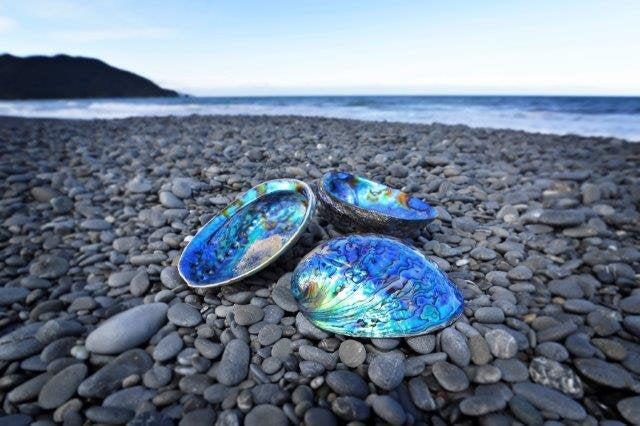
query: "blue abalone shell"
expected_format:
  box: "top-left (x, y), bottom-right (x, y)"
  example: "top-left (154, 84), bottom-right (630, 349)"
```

top-left (179, 179), bottom-right (316, 288)
top-left (291, 235), bottom-right (464, 338)
top-left (318, 172), bottom-right (437, 236)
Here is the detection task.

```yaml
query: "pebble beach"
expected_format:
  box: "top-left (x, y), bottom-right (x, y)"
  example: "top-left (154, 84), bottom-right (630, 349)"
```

top-left (1, 114), bottom-right (639, 425)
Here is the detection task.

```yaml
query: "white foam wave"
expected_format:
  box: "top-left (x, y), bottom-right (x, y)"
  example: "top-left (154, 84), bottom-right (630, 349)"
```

top-left (0, 98), bottom-right (638, 141)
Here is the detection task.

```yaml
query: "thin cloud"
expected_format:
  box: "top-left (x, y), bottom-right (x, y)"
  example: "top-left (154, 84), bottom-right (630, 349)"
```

top-left (50, 27), bottom-right (177, 43)
top-left (0, 16), bottom-right (18, 33)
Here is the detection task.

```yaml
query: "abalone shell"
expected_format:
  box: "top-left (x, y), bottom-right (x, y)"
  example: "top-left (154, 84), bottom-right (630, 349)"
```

top-left (318, 172), bottom-right (437, 236)
top-left (291, 235), bottom-right (463, 338)
top-left (179, 179), bottom-right (316, 288)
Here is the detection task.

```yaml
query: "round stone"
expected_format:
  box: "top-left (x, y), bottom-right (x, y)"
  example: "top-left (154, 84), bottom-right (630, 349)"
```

top-left (325, 370), bottom-right (369, 398)
top-left (485, 329), bottom-right (518, 359)
top-left (474, 307), bottom-right (505, 323)
top-left (618, 396), bottom-right (640, 425)
top-left (245, 404), bottom-right (287, 426)
top-left (331, 396), bottom-right (370, 421)
top-left (153, 332), bottom-right (183, 361)
top-left (233, 304), bottom-right (264, 326)
top-left (432, 361), bottom-right (469, 392)
top-left (29, 255), bottom-right (69, 278)
top-left (368, 352), bottom-right (405, 390)
top-left (168, 302), bottom-right (201, 327)
top-left (257, 324), bottom-right (282, 346)
top-left (338, 340), bottom-right (366, 368)
top-left (304, 407), bottom-right (337, 426)
top-left (371, 395), bottom-right (406, 425)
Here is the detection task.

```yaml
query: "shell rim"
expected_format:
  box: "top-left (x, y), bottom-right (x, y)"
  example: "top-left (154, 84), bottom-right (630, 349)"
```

top-left (319, 171), bottom-right (438, 225)
top-left (292, 233), bottom-right (464, 338)
top-left (178, 178), bottom-right (317, 288)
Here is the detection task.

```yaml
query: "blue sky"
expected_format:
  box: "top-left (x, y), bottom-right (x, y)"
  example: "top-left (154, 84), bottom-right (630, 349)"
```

top-left (1, 0), bottom-right (639, 95)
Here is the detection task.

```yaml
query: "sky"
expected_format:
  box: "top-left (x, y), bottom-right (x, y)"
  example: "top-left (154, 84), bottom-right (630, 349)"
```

top-left (1, 0), bottom-right (639, 96)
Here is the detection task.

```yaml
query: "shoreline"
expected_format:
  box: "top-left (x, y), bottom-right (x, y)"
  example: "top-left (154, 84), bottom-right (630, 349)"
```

top-left (0, 113), bottom-right (637, 145)
top-left (1, 114), bottom-right (639, 424)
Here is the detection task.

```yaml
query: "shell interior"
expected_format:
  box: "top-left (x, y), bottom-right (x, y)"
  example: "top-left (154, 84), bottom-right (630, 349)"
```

top-left (322, 171), bottom-right (437, 221)
top-left (291, 235), bottom-right (464, 338)
top-left (179, 179), bottom-right (315, 287)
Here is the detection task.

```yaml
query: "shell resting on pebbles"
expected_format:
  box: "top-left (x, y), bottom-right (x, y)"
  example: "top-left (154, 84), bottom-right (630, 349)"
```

top-left (318, 171), bottom-right (437, 236)
top-left (291, 234), bottom-right (464, 338)
top-left (179, 179), bottom-right (316, 288)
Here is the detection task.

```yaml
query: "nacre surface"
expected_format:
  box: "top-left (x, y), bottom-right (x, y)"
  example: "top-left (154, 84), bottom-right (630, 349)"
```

top-left (318, 172), bottom-right (437, 236)
top-left (291, 235), bottom-right (464, 338)
top-left (179, 179), bottom-right (316, 288)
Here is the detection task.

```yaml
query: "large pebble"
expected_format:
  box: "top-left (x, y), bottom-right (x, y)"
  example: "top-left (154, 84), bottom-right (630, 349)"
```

top-left (78, 349), bottom-right (152, 398)
top-left (216, 339), bottom-right (250, 386)
top-left (368, 352), bottom-right (405, 390)
top-left (85, 303), bottom-right (168, 354)
top-left (38, 363), bottom-right (87, 409)
top-left (513, 382), bottom-right (586, 421)
top-left (326, 370), bottom-right (369, 398)
top-left (440, 327), bottom-right (470, 366)
top-left (338, 339), bottom-right (366, 368)
top-left (168, 302), bottom-right (202, 327)
top-left (432, 361), bottom-right (469, 392)
top-left (485, 329), bottom-right (518, 359)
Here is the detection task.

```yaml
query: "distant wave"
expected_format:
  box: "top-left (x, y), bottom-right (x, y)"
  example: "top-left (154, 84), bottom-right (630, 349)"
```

top-left (0, 96), bottom-right (638, 141)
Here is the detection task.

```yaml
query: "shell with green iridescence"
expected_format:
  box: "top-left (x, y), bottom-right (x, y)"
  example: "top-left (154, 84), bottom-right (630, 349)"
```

top-left (318, 172), bottom-right (437, 236)
top-left (179, 179), bottom-right (316, 288)
top-left (291, 235), bottom-right (464, 338)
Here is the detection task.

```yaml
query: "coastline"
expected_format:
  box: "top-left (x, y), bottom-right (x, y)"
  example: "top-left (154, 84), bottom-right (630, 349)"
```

top-left (1, 114), bottom-right (639, 424)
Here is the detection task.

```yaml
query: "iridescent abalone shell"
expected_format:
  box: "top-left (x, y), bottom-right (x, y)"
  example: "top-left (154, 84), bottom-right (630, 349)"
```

top-left (291, 235), bottom-right (463, 338)
top-left (179, 179), bottom-right (316, 288)
top-left (318, 172), bottom-right (437, 236)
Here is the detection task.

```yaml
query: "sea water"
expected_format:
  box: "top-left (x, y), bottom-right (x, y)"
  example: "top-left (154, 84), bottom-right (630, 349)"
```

top-left (0, 95), bottom-right (638, 141)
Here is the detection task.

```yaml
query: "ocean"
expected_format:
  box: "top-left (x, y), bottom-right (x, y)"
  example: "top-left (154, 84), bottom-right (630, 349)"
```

top-left (0, 95), bottom-right (638, 141)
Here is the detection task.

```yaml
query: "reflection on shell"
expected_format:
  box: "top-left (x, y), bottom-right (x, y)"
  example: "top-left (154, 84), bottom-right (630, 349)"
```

top-left (179, 179), bottom-right (315, 288)
top-left (291, 235), bottom-right (464, 338)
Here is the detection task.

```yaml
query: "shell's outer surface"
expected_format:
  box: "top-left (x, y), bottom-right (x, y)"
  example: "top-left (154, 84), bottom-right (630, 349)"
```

top-left (179, 179), bottom-right (316, 288)
top-left (291, 235), bottom-right (464, 338)
top-left (318, 172), bottom-right (437, 236)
